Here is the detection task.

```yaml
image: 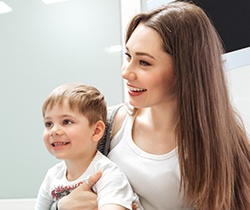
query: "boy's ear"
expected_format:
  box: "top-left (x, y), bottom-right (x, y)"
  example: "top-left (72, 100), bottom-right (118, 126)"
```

top-left (92, 120), bottom-right (105, 142)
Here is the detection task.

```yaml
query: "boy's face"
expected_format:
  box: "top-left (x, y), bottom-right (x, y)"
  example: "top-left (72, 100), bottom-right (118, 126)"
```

top-left (43, 101), bottom-right (96, 161)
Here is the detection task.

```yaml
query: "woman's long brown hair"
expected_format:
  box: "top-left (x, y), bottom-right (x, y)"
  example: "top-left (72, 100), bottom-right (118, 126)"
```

top-left (126, 1), bottom-right (250, 209)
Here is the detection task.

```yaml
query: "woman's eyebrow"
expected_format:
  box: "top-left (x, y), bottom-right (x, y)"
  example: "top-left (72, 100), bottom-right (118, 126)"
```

top-left (125, 47), bottom-right (156, 60)
top-left (135, 52), bottom-right (156, 60)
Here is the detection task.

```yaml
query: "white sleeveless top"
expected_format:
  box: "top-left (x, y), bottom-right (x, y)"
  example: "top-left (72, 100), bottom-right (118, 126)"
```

top-left (108, 114), bottom-right (193, 210)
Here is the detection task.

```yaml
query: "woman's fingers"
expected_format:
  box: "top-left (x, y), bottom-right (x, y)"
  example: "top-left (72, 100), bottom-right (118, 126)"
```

top-left (132, 202), bottom-right (138, 210)
top-left (82, 171), bottom-right (102, 190)
top-left (57, 171), bottom-right (102, 210)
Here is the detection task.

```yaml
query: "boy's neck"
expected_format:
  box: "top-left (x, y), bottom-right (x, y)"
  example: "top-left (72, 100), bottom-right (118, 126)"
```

top-left (65, 150), bottom-right (97, 181)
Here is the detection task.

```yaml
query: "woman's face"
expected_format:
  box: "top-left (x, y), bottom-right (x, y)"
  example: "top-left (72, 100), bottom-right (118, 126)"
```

top-left (122, 23), bottom-right (176, 109)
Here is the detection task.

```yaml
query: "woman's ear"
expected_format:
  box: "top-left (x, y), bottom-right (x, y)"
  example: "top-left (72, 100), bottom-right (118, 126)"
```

top-left (91, 120), bottom-right (105, 142)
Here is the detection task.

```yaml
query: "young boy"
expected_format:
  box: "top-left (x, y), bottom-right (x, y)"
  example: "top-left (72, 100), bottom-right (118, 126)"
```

top-left (35, 83), bottom-right (142, 210)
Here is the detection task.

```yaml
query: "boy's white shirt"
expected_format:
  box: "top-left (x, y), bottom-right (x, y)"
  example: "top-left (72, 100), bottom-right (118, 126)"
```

top-left (35, 151), bottom-right (141, 210)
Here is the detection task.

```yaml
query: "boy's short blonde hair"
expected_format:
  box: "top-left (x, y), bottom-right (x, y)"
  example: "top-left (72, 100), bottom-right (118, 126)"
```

top-left (42, 83), bottom-right (107, 125)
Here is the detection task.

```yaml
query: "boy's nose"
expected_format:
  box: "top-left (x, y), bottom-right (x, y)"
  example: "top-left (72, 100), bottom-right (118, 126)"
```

top-left (50, 126), bottom-right (63, 136)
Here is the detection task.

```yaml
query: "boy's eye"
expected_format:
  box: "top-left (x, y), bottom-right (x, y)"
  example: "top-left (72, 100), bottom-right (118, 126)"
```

top-left (44, 122), bottom-right (53, 128)
top-left (63, 119), bottom-right (73, 125)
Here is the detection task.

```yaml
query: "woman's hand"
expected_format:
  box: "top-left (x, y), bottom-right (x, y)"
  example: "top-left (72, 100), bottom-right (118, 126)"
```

top-left (57, 171), bottom-right (102, 210)
top-left (132, 202), bottom-right (139, 210)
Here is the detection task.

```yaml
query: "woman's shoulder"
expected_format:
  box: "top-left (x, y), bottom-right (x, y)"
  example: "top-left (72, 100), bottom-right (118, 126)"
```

top-left (111, 102), bottom-right (134, 137)
top-left (98, 103), bottom-right (134, 155)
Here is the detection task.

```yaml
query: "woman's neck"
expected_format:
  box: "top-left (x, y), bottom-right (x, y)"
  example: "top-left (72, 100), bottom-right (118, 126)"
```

top-left (132, 104), bottom-right (177, 155)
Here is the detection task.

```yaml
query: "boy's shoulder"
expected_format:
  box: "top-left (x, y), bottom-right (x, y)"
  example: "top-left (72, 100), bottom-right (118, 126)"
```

top-left (47, 161), bottom-right (65, 175)
top-left (93, 150), bottom-right (116, 166)
top-left (93, 151), bottom-right (125, 175)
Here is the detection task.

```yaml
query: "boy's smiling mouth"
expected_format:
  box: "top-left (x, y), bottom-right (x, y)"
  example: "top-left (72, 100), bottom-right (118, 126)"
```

top-left (52, 142), bottom-right (70, 147)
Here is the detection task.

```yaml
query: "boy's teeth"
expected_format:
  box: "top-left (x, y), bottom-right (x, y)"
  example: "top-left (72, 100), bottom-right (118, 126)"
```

top-left (53, 142), bottom-right (67, 146)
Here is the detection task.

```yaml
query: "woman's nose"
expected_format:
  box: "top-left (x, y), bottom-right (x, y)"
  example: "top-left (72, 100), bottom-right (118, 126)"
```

top-left (122, 61), bottom-right (136, 81)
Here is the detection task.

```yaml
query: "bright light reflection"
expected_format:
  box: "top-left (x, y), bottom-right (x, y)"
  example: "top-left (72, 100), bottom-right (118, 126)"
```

top-left (41, 0), bottom-right (70, 5)
top-left (0, 1), bottom-right (12, 14)
top-left (105, 45), bottom-right (123, 54)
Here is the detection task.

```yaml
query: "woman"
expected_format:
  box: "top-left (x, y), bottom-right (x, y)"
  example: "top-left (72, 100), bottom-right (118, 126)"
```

top-left (54, 1), bottom-right (250, 209)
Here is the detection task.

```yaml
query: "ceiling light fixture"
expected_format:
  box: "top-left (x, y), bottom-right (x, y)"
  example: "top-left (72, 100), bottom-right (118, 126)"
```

top-left (41, 0), bottom-right (70, 5)
top-left (0, 1), bottom-right (12, 14)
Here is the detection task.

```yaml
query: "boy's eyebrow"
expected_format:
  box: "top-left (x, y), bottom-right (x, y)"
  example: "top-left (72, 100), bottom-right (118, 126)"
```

top-left (43, 116), bottom-right (51, 120)
top-left (43, 114), bottom-right (74, 120)
top-left (60, 114), bottom-right (75, 118)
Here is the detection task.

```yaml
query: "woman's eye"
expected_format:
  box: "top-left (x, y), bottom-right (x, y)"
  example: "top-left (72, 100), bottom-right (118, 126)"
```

top-left (140, 60), bottom-right (150, 66)
top-left (63, 119), bottom-right (73, 125)
top-left (124, 52), bottom-right (131, 61)
top-left (44, 122), bottom-right (53, 128)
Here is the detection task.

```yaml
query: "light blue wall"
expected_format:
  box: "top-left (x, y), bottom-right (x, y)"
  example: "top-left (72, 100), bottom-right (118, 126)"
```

top-left (0, 0), bottom-right (123, 198)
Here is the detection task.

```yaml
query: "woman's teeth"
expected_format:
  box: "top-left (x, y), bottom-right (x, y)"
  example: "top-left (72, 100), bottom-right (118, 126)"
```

top-left (128, 86), bottom-right (147, 92)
